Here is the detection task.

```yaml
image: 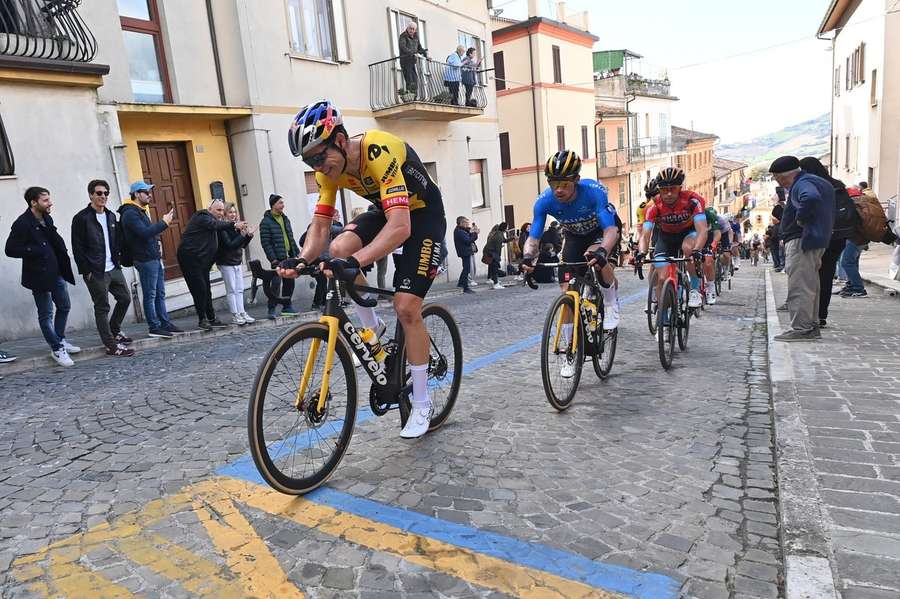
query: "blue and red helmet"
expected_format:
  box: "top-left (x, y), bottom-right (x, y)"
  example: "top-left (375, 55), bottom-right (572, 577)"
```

top-left (288, 100), bottom-right (344, 157)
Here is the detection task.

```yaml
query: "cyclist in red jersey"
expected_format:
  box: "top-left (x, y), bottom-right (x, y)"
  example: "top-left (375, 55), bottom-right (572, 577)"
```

top-left (635, 167), bottom-right (708, 308)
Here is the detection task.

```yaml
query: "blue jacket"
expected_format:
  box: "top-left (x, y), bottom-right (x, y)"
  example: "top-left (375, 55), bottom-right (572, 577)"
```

top-left (780, 172), bottom-right (834, 251)
top-left (118, 202), bottom-right (168, 262)
top-left (444, 52), bottom-right (462, 83)
top-left (453, 225), bottom-right (477, 257)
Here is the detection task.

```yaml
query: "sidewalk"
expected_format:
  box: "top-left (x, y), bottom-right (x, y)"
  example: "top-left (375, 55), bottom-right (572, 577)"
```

top-left (858, 242), bottom-right (900, 295)
top-left (0, 276), bottom-right (474, 376)
top-left (766, 267), bottom-right (900, 598)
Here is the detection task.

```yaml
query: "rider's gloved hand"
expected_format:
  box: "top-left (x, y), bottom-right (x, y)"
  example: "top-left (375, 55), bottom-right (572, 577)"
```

top-left (329, 256), bottom-right (361, 281)
top-left (279, 257), bottom-right (308, 272)
top-left (519, 255), bottom-right (536, 273)
top-left (633, 251), bottom-right (645, 265)
top-left (586, 247), bottom-right (608, 269)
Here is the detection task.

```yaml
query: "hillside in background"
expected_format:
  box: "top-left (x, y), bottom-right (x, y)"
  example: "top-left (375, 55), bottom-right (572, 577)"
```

top-left (718, 114), bottom-right (830, 167)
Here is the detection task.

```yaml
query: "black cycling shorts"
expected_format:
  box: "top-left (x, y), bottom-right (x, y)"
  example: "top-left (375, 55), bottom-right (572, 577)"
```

top-left (342, 208), bottom-right (446, 298)
top-left (559, 229), bottom-right (619, 284)
top-left (652, 229), bottom-right (696, 264)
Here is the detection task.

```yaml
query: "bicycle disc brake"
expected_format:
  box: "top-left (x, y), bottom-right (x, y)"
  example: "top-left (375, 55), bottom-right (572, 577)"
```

top-left (305, 391), bottom-right (330, 429)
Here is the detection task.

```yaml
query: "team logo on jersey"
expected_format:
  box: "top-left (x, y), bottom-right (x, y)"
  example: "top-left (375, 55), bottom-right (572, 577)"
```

top-left (367, 143), bottom-right (390, 161)
top-left (380, 158), bottom-right (399, 183)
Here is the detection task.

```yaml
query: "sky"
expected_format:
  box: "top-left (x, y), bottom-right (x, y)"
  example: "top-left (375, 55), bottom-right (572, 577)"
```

top-left (496, 0), bottom-right (834, 143)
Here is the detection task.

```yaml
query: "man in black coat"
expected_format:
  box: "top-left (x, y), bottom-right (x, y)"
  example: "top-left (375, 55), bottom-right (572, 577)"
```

top-left (71, 179), bottom-right (134, 356)
top-left (453, 216), bottom-right (478, 293)
top-left (5, 186), bottom-right (79, 366)
top-left (176, 199), bottom-right (244, 330)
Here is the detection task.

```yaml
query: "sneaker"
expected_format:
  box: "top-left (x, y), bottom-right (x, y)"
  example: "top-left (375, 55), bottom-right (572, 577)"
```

top-left (832, 286), bottom-right (849, 295)
top-left (267, 309), bottom-right (277, 320)
top-left (688, 289), bottom-right (702, 308)
top-left (197, 320), bottom-right (213, 332)
top-left (281, 306), bottom-right (300, 316)
top-left (149, 327), bottom-right (174, 338)
top-left (819, 319), bottom-right (828, 328)
top-left (62, 339), bottom-right (81, 354)
top-left (400, 404), bottom-right (434, 439)
top-left (240, 312), bottom-right (256, 323)
top-left (51, 348), bottom-right (74, 367)
top-left (164, 323), bottom-right (185, 334)
top-left (560, 356), bottom-right (577, 378)
top-left (492, 283), bottom-right (504, 290)
top-left (231, 314), bottom-right (246, 326)
top-left (209, 319), bottom-right (229, 328)
top-left (603, 300), bottom-right (620, 330)
top-left (469, 280), bottom-right (478, 287)
top-left (774, 329), bottom-right (818, 342)
top-left (0, 350), bottom-right (16, 363)
top-left (463, 288), bottom-right (475, 294)
top-left (841, 289), bottom-right (868, 298)
top-left (706, 290), bottom-right (717, 306)
top-left (106, 344), bottom-right (135, 357)
top-left (114, 332), bottom-right (133, 345)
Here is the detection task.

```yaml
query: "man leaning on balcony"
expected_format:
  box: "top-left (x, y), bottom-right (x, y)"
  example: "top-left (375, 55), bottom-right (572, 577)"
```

top-left (398, 22), bottom-right (427, 97)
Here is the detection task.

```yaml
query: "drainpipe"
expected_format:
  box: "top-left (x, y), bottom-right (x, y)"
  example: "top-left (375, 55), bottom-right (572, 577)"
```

top-left (107, 141), bottom-right (144, 321)
top-left (107, 143), bottom-right (127, 204)
top-left (527, 28), bottom-right (541, 194)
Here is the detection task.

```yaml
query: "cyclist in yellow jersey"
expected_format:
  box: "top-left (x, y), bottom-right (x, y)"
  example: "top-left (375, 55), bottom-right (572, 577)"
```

top-left (278, 100), bottom-right (446, 439)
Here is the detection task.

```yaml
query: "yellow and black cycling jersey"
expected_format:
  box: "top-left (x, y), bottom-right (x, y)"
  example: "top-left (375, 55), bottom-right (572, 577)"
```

top-left (636, 199), bottom-right (653, 227)
top-left (314, 129), bottom-right (443, 218)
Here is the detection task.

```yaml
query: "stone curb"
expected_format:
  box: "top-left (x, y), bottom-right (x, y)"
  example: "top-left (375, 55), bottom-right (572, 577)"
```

top-left (764, 269), bottom-right (838, 599)
top-left (0, 287), bottom-right (462, 376)
top-left (859, 269), bottom-right (900, 295)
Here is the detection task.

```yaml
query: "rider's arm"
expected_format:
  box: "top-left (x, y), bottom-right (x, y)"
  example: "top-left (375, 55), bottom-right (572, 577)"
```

top-left (522, 236), bottom-right (540, 260)
top-left (692, 216), bottom-right (709, 251)
top-left (637, 203), bottom-right (656, 254)
top-left (524, 194), bottom-right (549, 260)
top-left (596, 200), bottom-right (619, 255)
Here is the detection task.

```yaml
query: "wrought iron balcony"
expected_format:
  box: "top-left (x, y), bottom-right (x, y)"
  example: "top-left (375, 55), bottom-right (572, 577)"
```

top-left (0, 0), bottom-right (97, 62)
top-left (369, 56), bottom-right (486, 120)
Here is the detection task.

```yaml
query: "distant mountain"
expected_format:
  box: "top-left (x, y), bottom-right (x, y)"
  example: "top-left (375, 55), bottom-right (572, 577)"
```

top-left (718, 114), bottom-right (831, 166)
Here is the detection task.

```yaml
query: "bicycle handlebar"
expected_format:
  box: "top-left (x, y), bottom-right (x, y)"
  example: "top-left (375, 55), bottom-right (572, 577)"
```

top-left (254, 257), bottom-right (380, 308)
top-left (522, 261), bottom-right (591, 290)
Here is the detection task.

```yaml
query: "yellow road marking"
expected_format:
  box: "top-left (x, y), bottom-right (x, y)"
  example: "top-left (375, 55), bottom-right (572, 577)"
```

top-left (47, 552), bottom-right (139, 599)
top-left (199, 477), bottom-right (624, 599)
top-left (194, 495), bottom-right (305, 598)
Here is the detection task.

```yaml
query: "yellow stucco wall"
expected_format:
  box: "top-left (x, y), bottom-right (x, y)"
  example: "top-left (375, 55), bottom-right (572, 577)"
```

top-left (118, 113), bottom-right (237, 210)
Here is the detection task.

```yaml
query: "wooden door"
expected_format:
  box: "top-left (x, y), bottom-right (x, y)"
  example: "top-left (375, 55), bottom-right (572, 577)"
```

top-left (138, 142), bottom-right (196, 279)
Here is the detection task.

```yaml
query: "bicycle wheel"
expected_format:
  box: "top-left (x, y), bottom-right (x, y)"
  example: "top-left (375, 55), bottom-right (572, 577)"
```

top-left (678, 282), bottom-right (691, 351)
top-left (657, 282), bottom-right (676, 370)
top-left (714, 261), bottom-right (723, 296)
top-left (646, 271), bottom-right (658, 335)
top-left (541, 293), bottom-right (583, 411)
top-left (248, 323), bottom-right (357, 495)
top-left (397, 304), bottom-right (463, 432)
top-left (592, 301), bottom-right (617, 380)
top-left (728, 260), bottom-right (734, 290)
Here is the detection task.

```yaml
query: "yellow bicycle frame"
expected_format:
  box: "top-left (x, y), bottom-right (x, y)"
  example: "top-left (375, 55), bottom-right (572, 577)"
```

top-left (296, 315), bottom-right (340, 413)
top-left (552, 290), bottom-right (581, 354)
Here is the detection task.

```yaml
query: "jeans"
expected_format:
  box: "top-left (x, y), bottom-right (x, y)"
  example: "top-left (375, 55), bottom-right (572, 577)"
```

top-left (770, 240), bottom-right (782, 269)
top-left (840, 240), bottom-right (865, 292)
top-left (134, 259), bottom-right (171, 330)
top-left (488, 256), bottom-right (500, 284)
top-left (84, 268), bottom-right (131, 347)
top-left (268, 276), bottom-right (295, 311)
top-left (457, 255), bottom-right (471, 289)
top-left (220, 264), bottom-right (246, 315)
top-left (32, 276), bottom-right (70, 351)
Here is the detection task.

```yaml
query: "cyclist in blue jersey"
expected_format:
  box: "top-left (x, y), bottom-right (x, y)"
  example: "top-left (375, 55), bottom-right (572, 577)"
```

top-left (521, 150), bottom-right (621, 378)
top-left (729, 217), bottom-right (743, 270)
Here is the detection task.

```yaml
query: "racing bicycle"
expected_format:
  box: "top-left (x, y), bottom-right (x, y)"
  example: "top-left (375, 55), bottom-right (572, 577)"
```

top-left (636, 255), bottom-right (695, 370)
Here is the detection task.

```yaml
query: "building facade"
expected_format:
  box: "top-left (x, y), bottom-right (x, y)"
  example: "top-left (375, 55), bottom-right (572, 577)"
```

top-left (0, 0), bottom-right (503, 339)
top-left (820, 0), bottom-right (900, 204)
top-left (491, 2), bottom-right (597, 231)
top-left (713, 158), bottom-right (749, 218)
top-left (672, 126), bottom-right (717, 205)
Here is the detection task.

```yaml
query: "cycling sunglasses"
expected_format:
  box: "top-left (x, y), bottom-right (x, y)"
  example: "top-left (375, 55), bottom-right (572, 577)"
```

top-left (302, 144), bottom-right (332, 169)
top-left (547, 178), bottom-right (576, 190)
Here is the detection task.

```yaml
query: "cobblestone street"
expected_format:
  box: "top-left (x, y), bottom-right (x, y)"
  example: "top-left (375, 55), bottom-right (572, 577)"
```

top-left (0, 268), bottom-right (783, 598)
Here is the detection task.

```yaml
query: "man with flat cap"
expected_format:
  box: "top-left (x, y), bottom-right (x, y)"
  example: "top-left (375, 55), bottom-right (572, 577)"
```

top-left (769, 155), bottom-right (835, 341)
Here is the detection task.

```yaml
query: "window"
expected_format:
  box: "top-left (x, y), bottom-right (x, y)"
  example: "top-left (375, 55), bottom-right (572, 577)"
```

top-left (118, 0), bottom-right (171, 103)
top-left (834, 135), bottom-right (839, 167)
top-left (389, 9), bottom-right (425, 65)
top-left (616, 127), bottom-right (624, 150)
top-left (458, 30), bottom-right (487, 85)
top-left (618, 182), bottom-right (625, 205)
top-left (556, 126), bottom-right (565, 151)
top-left (871, 69), bottom-right (877, 106)
top-left (598, 128), bottom-right (607, 167)
top-left (581, 126), bottom-right (589, 159)
top-left (859, 42), bottom-right (865, 84)
top-left (424, 161), bottom-right (438, 185)
top-left (868, 167), bottom-right (874, 189)
top-left (470, 159), bottom-right (486, 209)
top-left (287, 0), bottom-right (349, 62)
top-left (552, 45), bottom-right (561, 83)
top-left (845, 56), bottom-right (850, 90)
top-left (499, 132), bottom-right (511, 170)
top-left (494, 51), bottom-right (505, 91)
top-left (0, 113), bottom-right (13, 176)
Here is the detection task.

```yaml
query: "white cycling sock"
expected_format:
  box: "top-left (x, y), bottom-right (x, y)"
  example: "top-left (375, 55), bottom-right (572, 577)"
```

top-left (600, 285), bottom-right (618, 307)
top-left (562, 323), bottom-right (574, 347)
top-left (409, 363), bottom-right (430, 409)
top-left (357, 294), bottom-right (378, 330)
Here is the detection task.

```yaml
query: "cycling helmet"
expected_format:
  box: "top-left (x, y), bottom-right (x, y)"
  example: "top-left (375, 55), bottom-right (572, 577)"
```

top-left (289, 100), bottom-right (344, 157)
top-left (545, 150), bottom-right (582, 179)
top-left (644, 178), bottom-right (659, 199)
top-left (656, 166), bottom-right (685, 187)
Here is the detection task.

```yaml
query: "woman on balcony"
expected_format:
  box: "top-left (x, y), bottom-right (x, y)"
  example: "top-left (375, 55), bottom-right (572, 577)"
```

top-left (461, 47), bottom-right (482, 107)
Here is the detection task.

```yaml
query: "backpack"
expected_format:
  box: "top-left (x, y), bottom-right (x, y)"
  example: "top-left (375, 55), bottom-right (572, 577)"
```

top-left (832, 188), bottom-right (859, 239)
top-left (850, 188), bottom-right (896, 244)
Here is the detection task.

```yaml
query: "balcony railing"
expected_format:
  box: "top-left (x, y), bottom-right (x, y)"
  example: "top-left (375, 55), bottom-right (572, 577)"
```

top-left (369, 56), bottom-right (487, 113)
top-left (0, 0), bottom-right (96, 62)
top-left (629, 136), bottom-right (683, 160)
top-left (595, 137), bottom-right (685, 177)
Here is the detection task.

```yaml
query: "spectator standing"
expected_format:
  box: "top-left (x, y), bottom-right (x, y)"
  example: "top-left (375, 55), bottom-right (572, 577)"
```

top-left (119, 181), bottom-right (182, 338)
top-left (769, 156), bottom-right (835, 342)
top-left (483, 222), bottom-right (506, 290)
top-left (836, 183), bottom-right (872, 298)
top-left (444, 45), bottom-right (464, 105)
top-left (453, 216), bottom-right (478, 293)
top-left (5, 187), bottom-right (79, 366)
top-left (71, 180), bottom-right (134, 357)
top-left (541, 221), bottom-right (562, 253)
top-left (177, 199), bottom-right (243, 331)
top-left (461, 47), bottom-right (482, 106)
top-left (216, 202), bottom-right (255, 325)
top-left (398, 22), bottom-right (427, 97)
top-left (770, 188), bottom-right (786, 271)
top-left (797, 157), bottom-right (855, 326)
top-left (259, 194), bottom-right (300, 318)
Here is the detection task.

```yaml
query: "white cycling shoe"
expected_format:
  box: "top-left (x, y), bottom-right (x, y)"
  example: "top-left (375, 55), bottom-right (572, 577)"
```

top-left (603, 301), bottom-right (620, 330)
top-left (400, 404), bottom-right (434, 439)
top-left (560, 357), bottom-right (577, 378)
top-left (688, 289), bottom-right (703, 308)
top-left (706, 290), bottom-right (717, 305)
